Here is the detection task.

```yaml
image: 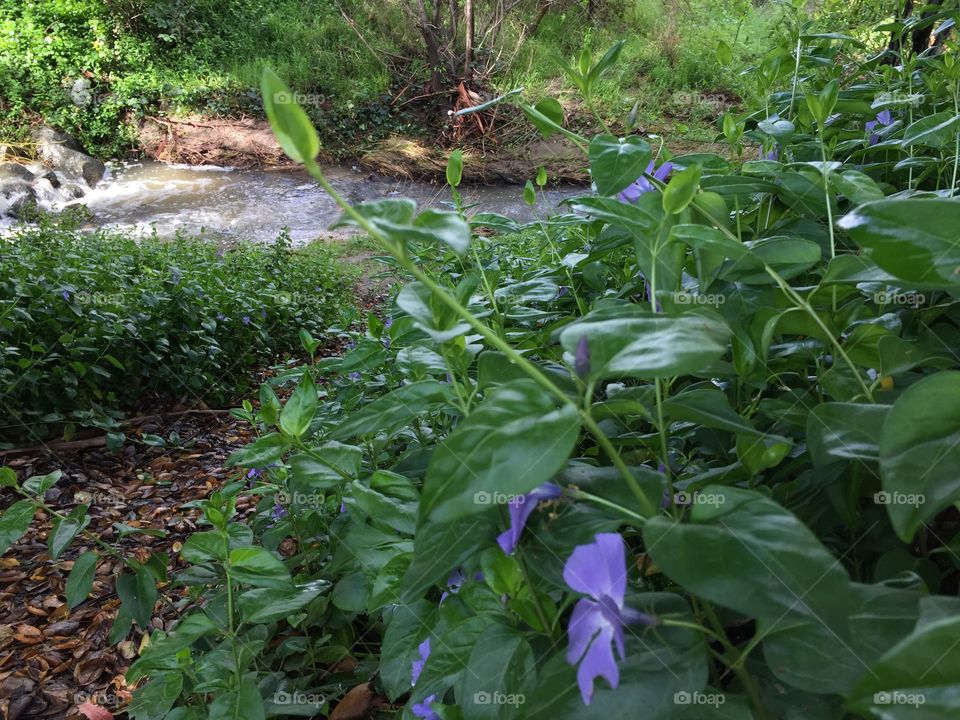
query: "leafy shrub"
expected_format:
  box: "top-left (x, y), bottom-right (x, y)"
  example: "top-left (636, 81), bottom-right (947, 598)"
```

top-left (0, 217), bottom-right (353, 444)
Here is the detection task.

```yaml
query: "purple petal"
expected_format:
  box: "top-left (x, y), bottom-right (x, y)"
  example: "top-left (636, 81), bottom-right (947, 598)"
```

top-left (411, 694), bottom-right (439, 720)
top-left (652, 161), bottom-right (673, 182)
top-left (864, 120), bottom-right (877, 132)
top-left (574, 334), bottom-right (591, 378)
top-left (877, 109), bottom-right (893, 126)
top-left (411, 637), bottom-right (430, 685)
top-left (575, 620), bottom-right (619, 705)
top-left (566, 598), bottom-right (605, 665)
top-left (563, 533), bottom-right (627, 605)
top-left (496, 496), bottom-right (541, 555)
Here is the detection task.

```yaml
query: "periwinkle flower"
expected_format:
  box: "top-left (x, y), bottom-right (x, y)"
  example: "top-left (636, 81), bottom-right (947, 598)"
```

top-left (242, 315), bottom-right (251, 325)
top-left (574, 335), bottom-right (591, 379)
top-left (270, 503), bottom-right (287, 522)
top-left (760, 144), bottom-right (781, 161)
top-left (411, 637), bottom-right (430, 686)
top-left (411, 695), bottom-right (439, 720)
top-left (866, 110), bottom-right (893, 145)
top-left (564, 533), bottom-right (657, 705)
top-left (216, 312), bottom-right (226, 321)
top-left (348, 371), bottom-right (361, 381)
top-left (618, 160), bottom-right (673, 203)
top-left (171, 268), bottom-right (181, 284)
top-left (61, 290), bottom-right (70, 301)
top-left (496, 482), bottom-right (563, 555)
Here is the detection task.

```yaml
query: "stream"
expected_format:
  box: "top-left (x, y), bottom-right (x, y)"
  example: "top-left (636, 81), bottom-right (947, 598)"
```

top-left (17, 161), bottom-right (587, 243)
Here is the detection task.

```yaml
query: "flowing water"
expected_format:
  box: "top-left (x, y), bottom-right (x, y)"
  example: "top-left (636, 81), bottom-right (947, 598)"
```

top-left (18, 161), bottom-right (587, 243)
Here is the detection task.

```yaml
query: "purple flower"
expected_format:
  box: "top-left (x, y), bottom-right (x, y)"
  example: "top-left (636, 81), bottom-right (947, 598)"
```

top-left (270, 503), bottom-right (287, 521)
top-left (564, 533), bottom-right (656, 705)
top-left (61, 290), bottom-right (70, 301)
top-left (866, 110), bottom-right (894, 145)
top-left (618, 160), bottom-right (673, 202)
top-left (411, 695), bottom-right (439, 720)
top-left (339, 501), bottom-right (347, 513)
top-left (558, 286), bottom-right (570, 298)
top-left (574, 335), bottom-right (590, 379)
top-left (242, 315), bottom-right (251, 325)
top-left (348, 371), bottom-right (361, 381)
top-left (496, 482), bottom-right (563, 555)
top-left (384, 316), bottom-right (393, 328)
top-left (171, 268), bottom-right (181, 284)
top-left (216, 312), bottom-right (226, 321)
top-left (760, 144), bottom-right (780, 161)
top-left (246, 468), bottom-right (261, 479)
top-left (260, 309), bottom-right (267, 319)
top-left (411, 637), bottom-right (430, 686)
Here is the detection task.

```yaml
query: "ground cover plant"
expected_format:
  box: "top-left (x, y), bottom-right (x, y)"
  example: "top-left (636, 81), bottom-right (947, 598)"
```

top-left (0, 217), bottom-right (354, 445)
top-left (5, 4), bottom-right (960, 720)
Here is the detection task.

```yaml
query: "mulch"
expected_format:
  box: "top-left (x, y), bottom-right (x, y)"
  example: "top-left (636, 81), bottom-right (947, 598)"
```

top-left (0, 411), bottom-right (258, 720)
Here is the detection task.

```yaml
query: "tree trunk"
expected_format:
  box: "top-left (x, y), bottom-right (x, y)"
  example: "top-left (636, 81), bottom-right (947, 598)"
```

top-left (464, 0), bottom-right (474, 80)
top-left (416, 0), bottom-right (444, 90)
top-left (527, 0), bottom-right (552, 36)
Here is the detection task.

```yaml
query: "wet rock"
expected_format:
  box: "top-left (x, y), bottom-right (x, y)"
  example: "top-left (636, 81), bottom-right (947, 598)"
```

top-left (0, 162), bottom-right (35, 183)
top-left (31, 127), bottom-right (105, 187)
top-left (0, 181), bottom-right (38, 218)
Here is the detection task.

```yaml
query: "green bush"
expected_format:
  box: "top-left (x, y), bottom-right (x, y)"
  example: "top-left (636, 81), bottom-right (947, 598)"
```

top-left (0, 216), bottom-right (354, 444)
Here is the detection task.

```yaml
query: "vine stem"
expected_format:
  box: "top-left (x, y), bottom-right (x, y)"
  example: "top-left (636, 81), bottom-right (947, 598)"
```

top-left (302, 158), bottom-right (658, 518)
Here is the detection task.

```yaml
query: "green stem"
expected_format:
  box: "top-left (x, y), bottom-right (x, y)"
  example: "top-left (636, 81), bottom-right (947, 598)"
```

top-left (303, 158), bottom-right (658, 518)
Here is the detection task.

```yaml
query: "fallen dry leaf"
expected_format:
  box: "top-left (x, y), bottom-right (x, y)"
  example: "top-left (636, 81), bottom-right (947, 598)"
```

top-left (77, 701), bottom-right (114, 720)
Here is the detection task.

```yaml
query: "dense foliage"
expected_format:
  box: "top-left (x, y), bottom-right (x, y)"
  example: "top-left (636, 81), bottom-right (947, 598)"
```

top-left (0, 0), bottom-right (777, 157)
top-left (5, 4), bottom-right (960, 720)
top-left (0, 218), bottom-right (353, 445)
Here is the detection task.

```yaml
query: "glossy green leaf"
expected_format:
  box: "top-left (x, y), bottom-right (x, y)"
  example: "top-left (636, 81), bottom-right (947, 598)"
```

top-left (589, 134), bottom-right (651, 196)
top-left (0, 500), bottom-right (35, 555)
top-left (65, 550), bottom-right (98, 608)
top-left (420, 379), bottom-right (580, 523)
top-left (260, 67), bottom-right (319, 163)
top-left (880, 372), bottom-right (960, 541)
top-left (228, 547), bottom-right (292, 589)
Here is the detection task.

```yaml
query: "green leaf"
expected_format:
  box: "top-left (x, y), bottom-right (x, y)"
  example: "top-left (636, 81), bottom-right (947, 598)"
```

top-left (0, 467), bottom-right (17, 487)
top-left (260, 67), bottom-right (319, 163)
top-left (347, 481), bottom-right (416, 534)
top-left (228, 547), bottom-right (292, 589)
top-left (846, 616), bottom-right (960, 718)
top-left (558, 305), bottom-right (731, 381)
top-left (116, 567), bottom-right (158, 629)
top-left (181, 530), bottom-right (229, 563)
top-left (289, 441), bottom-right (362, 490)
top-left (446, 149), bottom-right (463, 187)
top-left (523, 180), bottom-right (536, 206)
top-left (522, 98), bottom-right (566, 139)
top-left (0, 500), bottom-right (35, 555)
top-left (419, 379), bottom-right (580, 523)
top-left (807, 402), bottom-right (889, 466)
top-left (49, 504), bottom-right (90, 561)
top-left (22, 470), bottom-right (61, 496)
top-left (402, 513), bottom-right (497, 602)
top-left (238, 582), bottom-right (326, 623)
top-left (65, 550), bottom-right (98, 608)
top-left (880, 372), bottom-right (960, 542)
top-left (839, 198), bottom-right (960, 288)
top-left (458, 625), bottom-right (536, 719)
top-left (901, 111), bottom-right (960, 148)
top-left (381, 600), bottom-right (436, 700)
top-left (662, 164), bottom-right (702, 214)
top-left (413, 209), bottom-right (472, 254)
top-left (644, 486), bottom-right (853, 632)
top-left (331, 571), bottom-right (371, 611)
top-left (719, 236), bottom-right (821, 284)
top-left (663, 386), bottom-right (761, 436)
top-left (397, 281), bottom-right (471, 342)
top-left (208, 680), bottom-right (265, 720)
top-left (228, 432), bottom-right (291, 468)
top-left (127, 672), bottom-right (184, 720)
top-left (717, 39), bottom-right (733, 66)
top-left (588, 134), bottom-right (651, 196)
top-left (280, 371), bottom-right (317, 438)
